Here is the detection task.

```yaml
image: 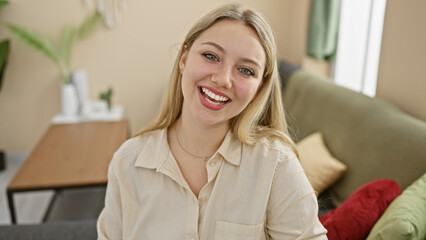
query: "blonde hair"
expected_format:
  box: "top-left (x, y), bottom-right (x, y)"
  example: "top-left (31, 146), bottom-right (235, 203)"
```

top-left (137, 4), bottom-right (297, 153)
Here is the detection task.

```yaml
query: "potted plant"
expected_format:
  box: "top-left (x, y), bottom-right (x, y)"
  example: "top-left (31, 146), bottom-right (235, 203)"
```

top-left (5, 10), bottom-right (102, 116)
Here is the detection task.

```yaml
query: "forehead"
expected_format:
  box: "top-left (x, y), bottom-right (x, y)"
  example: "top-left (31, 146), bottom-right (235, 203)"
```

top-left (193, 20), bottom-right (266, 68)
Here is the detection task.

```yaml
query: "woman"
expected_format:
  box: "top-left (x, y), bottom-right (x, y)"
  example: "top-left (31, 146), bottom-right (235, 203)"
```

top-left (97, 4), bottom-right (327, 240)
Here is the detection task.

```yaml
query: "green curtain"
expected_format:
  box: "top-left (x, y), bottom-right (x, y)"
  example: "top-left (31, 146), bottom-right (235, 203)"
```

top-left (307, 0), bottom-right (341, 60)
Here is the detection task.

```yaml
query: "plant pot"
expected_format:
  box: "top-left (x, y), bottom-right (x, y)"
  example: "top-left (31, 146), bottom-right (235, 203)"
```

top-left (61, 83), bottom-right (79, 116)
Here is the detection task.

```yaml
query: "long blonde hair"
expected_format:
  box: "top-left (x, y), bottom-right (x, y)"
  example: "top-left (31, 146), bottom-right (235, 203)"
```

top-left (137, 4), bottom-right (297, 152)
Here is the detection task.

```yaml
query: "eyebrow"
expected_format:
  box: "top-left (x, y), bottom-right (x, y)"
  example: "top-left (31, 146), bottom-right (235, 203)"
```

top-left (201, 41), bottom-right (262, 69)
top-left (202, 41), bottom-right (225, 52)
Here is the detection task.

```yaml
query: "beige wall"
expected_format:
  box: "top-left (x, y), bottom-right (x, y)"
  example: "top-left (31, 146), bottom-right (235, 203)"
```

top-left (376, 0), bottom-right (426, 121)
top-left (0, 0), bottom-right (301, 152)
top-left (279, 0), bottom-right (311, 65)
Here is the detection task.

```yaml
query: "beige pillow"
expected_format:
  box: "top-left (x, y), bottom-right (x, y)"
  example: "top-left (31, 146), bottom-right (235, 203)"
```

top-left (296, 132), bottom-right (347, 195)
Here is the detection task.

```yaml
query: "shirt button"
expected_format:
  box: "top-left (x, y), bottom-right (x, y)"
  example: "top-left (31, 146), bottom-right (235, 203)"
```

top-left (208, 161), bottom-right (216, 167)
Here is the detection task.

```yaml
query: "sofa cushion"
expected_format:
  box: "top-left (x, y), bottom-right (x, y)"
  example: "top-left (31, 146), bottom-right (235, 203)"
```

top-left (296, 132), bottom-right (347, 194)
top-left (282, 69), bottom-right (426, 205)
top-left (367, 173), bottom-right (426, 240)
top-left (319, 179), bottom-right (401, 240)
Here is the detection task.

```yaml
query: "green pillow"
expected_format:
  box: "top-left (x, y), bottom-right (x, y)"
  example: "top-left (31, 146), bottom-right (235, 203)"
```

top-left (367, 173), bottom-right (426, 240)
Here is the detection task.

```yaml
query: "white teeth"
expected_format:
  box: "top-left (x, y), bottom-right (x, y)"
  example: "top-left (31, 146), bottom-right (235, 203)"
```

top-left (205, 97), bottom-right (222, 105)
top-left (201, 87), bottom-right (229, 102)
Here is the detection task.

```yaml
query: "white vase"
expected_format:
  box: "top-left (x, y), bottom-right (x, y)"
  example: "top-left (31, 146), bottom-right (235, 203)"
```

top-left (61, 84), bottom-right (79, 117)
top-left (71, 69), bottom-right (90, 111)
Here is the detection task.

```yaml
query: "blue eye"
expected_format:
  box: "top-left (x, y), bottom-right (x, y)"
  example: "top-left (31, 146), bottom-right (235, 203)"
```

top-left (203, 53), bottom-right (218, 61)
top-left (239, 68), bottom-right (254, 76)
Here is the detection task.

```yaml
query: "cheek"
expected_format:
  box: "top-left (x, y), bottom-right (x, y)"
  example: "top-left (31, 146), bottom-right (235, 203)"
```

top-left (234, 80), bottom-right (261, 102)
top-left (183, 57), bottom-right (213, 82)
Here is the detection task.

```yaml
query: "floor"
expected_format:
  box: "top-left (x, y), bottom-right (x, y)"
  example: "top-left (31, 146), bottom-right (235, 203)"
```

top-left (0, 152), bottom-right (54, 225)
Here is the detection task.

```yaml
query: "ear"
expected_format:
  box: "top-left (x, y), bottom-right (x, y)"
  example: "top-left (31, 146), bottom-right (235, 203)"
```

top-left (179, 45), bottom-right (188, 74)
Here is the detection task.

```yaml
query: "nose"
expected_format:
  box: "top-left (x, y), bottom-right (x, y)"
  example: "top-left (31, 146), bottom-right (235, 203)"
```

top-left (211, 66), bottom-right (232, 89)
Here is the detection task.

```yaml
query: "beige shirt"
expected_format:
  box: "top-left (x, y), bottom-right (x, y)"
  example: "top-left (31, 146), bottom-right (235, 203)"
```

top-left (97, 129), bottom-right (327, 240)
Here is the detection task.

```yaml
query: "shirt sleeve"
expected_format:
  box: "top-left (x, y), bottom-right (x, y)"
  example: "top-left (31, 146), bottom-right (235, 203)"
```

top-left (97, 155), bottom-right (123, 240)
top-left (266, 151), bottom-right (328, 240)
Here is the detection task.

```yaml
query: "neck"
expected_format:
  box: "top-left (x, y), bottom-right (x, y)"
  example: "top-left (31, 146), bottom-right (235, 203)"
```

top-left (174, 114), bottom-right (229, 158)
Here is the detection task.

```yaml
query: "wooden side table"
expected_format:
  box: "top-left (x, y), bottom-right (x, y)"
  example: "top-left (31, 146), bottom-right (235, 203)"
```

top-left (7, 120), bottom-right (129, 224)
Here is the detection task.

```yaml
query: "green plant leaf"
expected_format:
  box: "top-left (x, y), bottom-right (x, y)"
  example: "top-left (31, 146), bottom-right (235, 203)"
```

top-left (0, 39), bottom-right (10, 92)
top-left (77, 11), bottom-right (101, 40)
top-left (5, 23), bottom-right (60, 66)
top-left (0, 0), bottom-right (9, 14)
top-left (99, 87), bottom-right (113, 110)
top-left (60, 25), bottom-right (76, 69)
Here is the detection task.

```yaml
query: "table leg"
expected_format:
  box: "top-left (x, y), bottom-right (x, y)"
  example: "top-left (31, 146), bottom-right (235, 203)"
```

top-left (42, 189), bottom-right (58, 222)
top-left (7, 190), bottom-right (16, 224)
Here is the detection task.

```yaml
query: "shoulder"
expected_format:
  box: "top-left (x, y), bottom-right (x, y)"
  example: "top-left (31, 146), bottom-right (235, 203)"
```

top-left (263, 138), bottom-right (305, 178)
top-left (245, 136), bottom-right (298, 166)
top-left (238, 137), bottom-right (301, 184)
top-left (247, 137), bottom-right (306, 186)
top-left (259, 137), bottom-right (314, 198)
top-left (113, 130), bottom-right (159, 160)
top-left (109, 129), bottom-right (164, 173)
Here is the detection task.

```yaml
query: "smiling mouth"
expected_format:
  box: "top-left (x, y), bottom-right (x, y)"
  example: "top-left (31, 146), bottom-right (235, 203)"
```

top-left (199, 87), bottom-right (230, 105)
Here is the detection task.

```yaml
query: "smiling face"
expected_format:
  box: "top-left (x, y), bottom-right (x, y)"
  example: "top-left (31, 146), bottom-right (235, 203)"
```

top-left (179, 19), bottom-right (266, 129)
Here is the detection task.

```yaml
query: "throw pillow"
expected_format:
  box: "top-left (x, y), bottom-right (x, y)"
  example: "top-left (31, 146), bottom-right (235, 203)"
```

top-left (366, 173), bottom-right (426, 240)
top-left (296, 132), bottom-right (347, 194)
top-left (319, 179), bottom-right (401, 240)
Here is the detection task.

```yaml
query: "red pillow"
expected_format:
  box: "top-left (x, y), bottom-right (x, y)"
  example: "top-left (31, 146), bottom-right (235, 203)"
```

top-left (319, 179), bottom-right (401, 240)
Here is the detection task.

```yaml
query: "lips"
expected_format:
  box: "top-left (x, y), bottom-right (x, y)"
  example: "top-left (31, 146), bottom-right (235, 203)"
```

top-left (198, 86), bottom-right (231, 110)
top-left (200, 87), bottom-right (230, 104)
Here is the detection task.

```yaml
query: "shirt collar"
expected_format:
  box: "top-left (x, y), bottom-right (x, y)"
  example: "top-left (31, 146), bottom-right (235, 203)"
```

top-left (134, 128), bottom-right (243, 169)
top-left (134, 129), bottom-right (169, 169)
top-left (217, 130), bottom-right (242, 166)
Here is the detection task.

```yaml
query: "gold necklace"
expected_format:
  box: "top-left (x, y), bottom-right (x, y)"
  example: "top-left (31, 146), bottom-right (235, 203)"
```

top-left (175, 125), bottom-right (211, 161)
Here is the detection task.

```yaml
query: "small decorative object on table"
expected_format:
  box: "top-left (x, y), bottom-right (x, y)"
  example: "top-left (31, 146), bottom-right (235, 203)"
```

top-left (52, 70), bottom-right (123, 124)
top-left (99, 87), bottom-right (113, 110)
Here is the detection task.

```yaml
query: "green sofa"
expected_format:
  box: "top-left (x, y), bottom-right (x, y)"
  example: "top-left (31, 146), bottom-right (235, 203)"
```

top-left (280, 64), bottom-right (426, 206)
top-left (279, 63), bottom-right (426, 238)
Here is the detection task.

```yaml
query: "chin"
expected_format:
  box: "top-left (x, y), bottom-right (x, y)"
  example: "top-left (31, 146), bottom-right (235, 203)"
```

top-left (196, 112), bottom-right (229, 128)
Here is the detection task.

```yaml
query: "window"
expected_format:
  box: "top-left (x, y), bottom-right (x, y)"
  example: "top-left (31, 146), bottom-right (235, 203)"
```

top-left (333, 0), bottom-right (387, 97)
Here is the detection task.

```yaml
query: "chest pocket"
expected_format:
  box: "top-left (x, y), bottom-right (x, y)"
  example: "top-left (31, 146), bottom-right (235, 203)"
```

top-left (215, 221), bottom-right (265, 240)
